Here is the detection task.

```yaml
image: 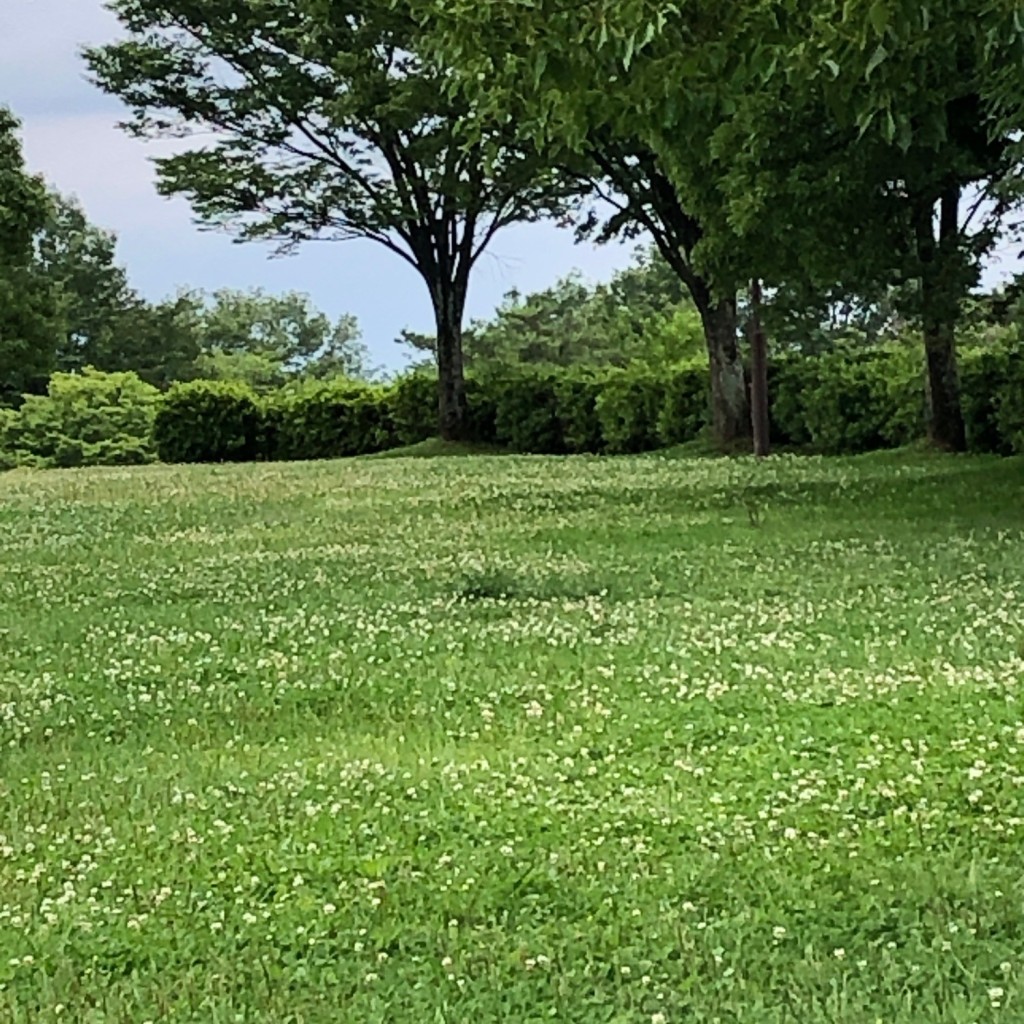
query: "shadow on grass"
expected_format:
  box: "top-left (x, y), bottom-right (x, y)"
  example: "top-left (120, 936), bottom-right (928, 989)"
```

top-left (361, 438), bottom-right (509, 460)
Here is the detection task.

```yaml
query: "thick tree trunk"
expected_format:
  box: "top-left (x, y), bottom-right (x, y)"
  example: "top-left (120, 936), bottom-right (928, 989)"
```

top-left (916, 187), bottom-right (967, 452)
top-left (748, 279), bottom-right (771, 458)
top-left (694, 290), bottom-right (750, 449)
top-left (433, 290), bottom-right (468, 442)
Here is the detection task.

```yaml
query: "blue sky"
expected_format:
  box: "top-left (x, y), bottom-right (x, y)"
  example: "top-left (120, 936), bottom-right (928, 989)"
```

top-left (0, 0), bottom-right (634, 372)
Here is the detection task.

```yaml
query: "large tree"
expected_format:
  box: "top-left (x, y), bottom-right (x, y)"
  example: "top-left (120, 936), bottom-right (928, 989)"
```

top-left (415, 0), bottom-right (1024, 450)
top-left (87, 0), bottom-right (563, 440)
top-left (801, 0), bottom-right (1023, 451)
top-left (405, 2), bottom-right (760, 445)
top-left (705, 7), bottom-right (1024, 451)
top-left (0, 108), bottom-right (59, 404)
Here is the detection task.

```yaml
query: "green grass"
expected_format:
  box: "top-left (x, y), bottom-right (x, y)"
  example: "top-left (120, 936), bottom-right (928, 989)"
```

top-left (2, 451), bottom-right (1024, 1022)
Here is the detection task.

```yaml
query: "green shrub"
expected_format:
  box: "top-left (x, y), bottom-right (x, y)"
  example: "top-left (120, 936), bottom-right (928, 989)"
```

top-left (993, 336), bottom-right (1024, 454)
top-left (770, 356), bottom-right (811, 447)
top-left (0, 407), bottom-right (19, 470)
top-left (154, 380), bottom-right (264, 463)
top-left (387, 373), bottom-right (438, 446)
top-left (1, 368), bottom-right (160, 468)
top-left (270, 380), bottom-right (395, 460)
top-left (595, 370), bottom-right (666, 453)
top-left (771, 346), bottom-right (923, 454)
top-left (492, 370), bottom-right (566, 453)
top-left (554, 372), bottom-right (606, 454)
top-left (880, 347), bottom-right (927, 448)
top-left (657, 362), bottom-right (710, 445)
top-left (960, 340), bottom-right (1020, 454)
top-left (465, 376), bottom-right (500, 444)
top-left (801, 349), bottom-right (891, 453)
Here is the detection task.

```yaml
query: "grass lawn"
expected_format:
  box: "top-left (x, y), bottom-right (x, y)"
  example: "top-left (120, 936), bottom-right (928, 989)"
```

top-left (2, 451), bottom-right (1024, 1022)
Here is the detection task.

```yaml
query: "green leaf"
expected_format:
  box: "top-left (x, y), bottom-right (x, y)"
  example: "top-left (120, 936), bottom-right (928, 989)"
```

top-left (896, 115), bottom-right (913, 152)
top-left (883, 107), bottom-right (896, 142)
top-left (865, 43), bottom-right (888, 79)
top-left (532, 51), bottom-right (547, 89)
top-left (868, 1), bottom-right (889, 36)
top-left (855, 107), bottom-right (876, 138)
top-left (824, 59), bottom-right (840, 79)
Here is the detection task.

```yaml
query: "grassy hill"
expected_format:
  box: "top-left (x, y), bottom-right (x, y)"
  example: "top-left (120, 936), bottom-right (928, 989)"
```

top-left (2, 451), bottom-right (1023, 1021)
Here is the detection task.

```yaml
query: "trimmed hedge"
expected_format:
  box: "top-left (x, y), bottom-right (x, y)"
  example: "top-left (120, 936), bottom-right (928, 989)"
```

top-left (772, 346), bottom-right (925, 454)
top-left (131, 336), bottom-right (1024, 466)
top-left (153, 380), bottom-right (264, 464)
top-left (268, 381), bottom-right (396, 461)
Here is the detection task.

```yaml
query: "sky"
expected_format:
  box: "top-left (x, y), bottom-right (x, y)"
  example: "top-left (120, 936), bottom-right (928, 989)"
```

top-left (0, 0), bottom-right (634, 372)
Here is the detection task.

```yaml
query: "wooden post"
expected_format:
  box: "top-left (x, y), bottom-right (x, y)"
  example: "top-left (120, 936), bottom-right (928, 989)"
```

top-left (749, 278), bottom-right (771, 457)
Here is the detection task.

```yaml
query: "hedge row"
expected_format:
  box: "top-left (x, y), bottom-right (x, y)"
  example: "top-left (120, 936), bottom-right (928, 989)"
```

top-left (149, 364), bottom-right (713, 463)
top-left (4, 339), bottom-right (1024, 469)
top-left (151, 339), bottom-right (1024, 463)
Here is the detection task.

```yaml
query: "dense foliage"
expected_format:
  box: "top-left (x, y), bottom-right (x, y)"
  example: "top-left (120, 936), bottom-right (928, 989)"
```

top-left (0, 369), bottom-right (160, 469)
top-left (0, 108), bottom-right (58, 404)
top-left (398, 252), bottom-right (706, 371)
top-left (80, 326), bottom-right (1015, 468)
top-left (152, 380), bottom-right (265, 464)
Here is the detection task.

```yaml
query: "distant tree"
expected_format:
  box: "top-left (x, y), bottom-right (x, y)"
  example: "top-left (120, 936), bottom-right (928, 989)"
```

top-left (33, 193), bottom-right (202, 386)
top-left (100, 294), bottom-right (203, 388)
top-left (397, 249), bottom-right (704, 371)
top-left (762, 283), bottom-right (915, 356)
top-left (87, 0), bottom-right (566, 440)
top-left (190, 288), bottom-right (369, 381)
top-left (0, 108), bottom-right (59, 404)
top-left (36, 193), bottom-right (135, 374)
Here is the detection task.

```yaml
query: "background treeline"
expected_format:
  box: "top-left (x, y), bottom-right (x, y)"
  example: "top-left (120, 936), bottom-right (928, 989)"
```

top-left (1, 186), bottom-right (373, 403)
top-left (3, 300), bottom-right (1022, 468)
top-left (2, 160), bottom-right (1023, 469)
top-left (4, 2), bottom-right (1024, 475)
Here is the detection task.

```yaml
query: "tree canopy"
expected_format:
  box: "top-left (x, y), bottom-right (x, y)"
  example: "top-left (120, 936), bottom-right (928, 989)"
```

top-left (86, 0), bottom-right (567, 439)
top-left (407, 0), bottom-right (1024, 449)
top-left (0, 108), bottom-right (59, 405)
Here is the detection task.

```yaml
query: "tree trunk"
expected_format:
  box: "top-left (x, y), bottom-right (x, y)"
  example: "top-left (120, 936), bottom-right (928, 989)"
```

top-left (694, 290), bottom-right (750, 448)
top-left (916, 187), bottom-right (967, 452)
top-left (432, 286), bottom-right (469, 442)
top-left (748, 279), bottom-right (771, 458)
